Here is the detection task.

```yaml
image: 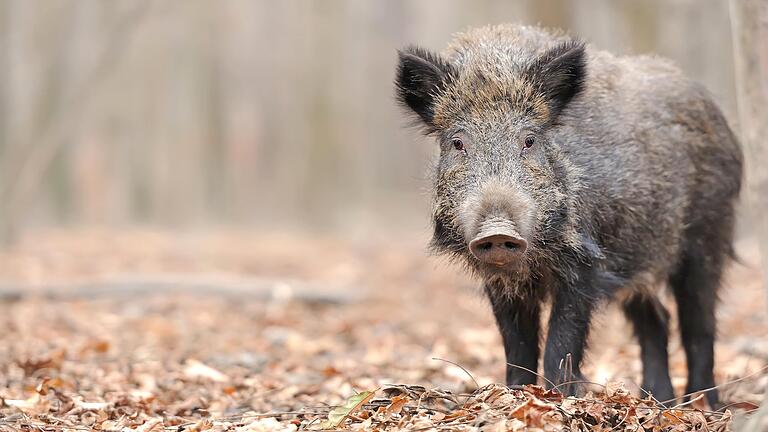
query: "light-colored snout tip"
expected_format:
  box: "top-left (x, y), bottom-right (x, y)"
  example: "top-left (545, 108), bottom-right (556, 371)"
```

top-left (469, 232), bottom-right (528, 266)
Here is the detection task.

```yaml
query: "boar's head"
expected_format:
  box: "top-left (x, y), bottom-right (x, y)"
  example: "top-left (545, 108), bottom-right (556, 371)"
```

top-left (396, 39), bottom-right (587, 284)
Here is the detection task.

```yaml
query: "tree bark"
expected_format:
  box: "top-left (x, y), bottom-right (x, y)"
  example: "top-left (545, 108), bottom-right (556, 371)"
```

top-left (729, 0), bottom-right (768, 301)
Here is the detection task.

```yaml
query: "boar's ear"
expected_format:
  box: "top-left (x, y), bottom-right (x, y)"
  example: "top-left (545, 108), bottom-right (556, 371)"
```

top-left (396, 46), bottom-right (455, 129)
top-left (527, 40), bottom-right (586, 120)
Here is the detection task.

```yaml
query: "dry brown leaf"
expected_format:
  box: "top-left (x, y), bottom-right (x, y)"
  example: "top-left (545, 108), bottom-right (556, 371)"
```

top-left (385, 394), bottom-right (408, 418)
top-left (80, 339), bottom-right (111, 355)
top-left (17, 348), bottom-right (66, 376)
top-left (509, 397), bottom-right (557, 428)
top-left (442, 408), bottom-right (470, 421)
top-left (183, 419), bottom-right (214, 431)
top-left (728, 400), bottom-right (760, 411)
top-left (523, 385), bottom-right (563, 402)
top-left (4, 393), bottom-right (50, 415)
top-left (236, 417), bottom-right (297, 432)
top-left (322, 366), bottom-right (341, 377)
top-left (183, 359), bottom-right (230, 383)
top-left (133, 418), bottom-right (164, 432)
top-left (604, 381), bottom-right (632, 404)
top-left (662, 410), bottom-right (685, 425)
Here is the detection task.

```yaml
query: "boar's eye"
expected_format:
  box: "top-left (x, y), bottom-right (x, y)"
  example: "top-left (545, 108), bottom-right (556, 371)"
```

top-left (524, 135), bottom-right (536, 149)
top-left (451, 138), bottom-right (465, 151)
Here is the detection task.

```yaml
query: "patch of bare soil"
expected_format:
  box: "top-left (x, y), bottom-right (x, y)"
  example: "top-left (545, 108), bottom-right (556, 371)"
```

top-left (0, 229), bottom-right (765, 431)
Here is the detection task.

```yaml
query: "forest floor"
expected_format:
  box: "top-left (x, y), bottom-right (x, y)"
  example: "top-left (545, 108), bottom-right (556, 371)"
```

top-left (0, 229), bottom-right (765, 431)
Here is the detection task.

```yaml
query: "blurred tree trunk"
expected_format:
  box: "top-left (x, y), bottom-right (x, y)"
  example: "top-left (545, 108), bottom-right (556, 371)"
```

top-left (0, 1), bottom-right (8, 160)
top-left (729, 0), bottom-right (768, 299)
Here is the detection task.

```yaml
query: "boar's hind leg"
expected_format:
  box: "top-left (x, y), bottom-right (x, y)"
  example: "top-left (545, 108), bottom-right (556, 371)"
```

top-left (485, 286), bottom-right (540, 387)
top-left (669, 246), bottom-right (723, 408)
top-left (622, 294), bottom-right (675, 404)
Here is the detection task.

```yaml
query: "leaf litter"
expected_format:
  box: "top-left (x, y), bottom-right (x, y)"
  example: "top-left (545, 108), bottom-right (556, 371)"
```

top-left (0, 229), bottom-right (765, 431)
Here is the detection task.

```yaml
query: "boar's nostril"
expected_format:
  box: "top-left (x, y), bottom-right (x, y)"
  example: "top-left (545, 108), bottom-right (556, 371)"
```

top-left (503, 241), bottom-right (518, 250)
top-left (477, 241), bottom-right (493, 251)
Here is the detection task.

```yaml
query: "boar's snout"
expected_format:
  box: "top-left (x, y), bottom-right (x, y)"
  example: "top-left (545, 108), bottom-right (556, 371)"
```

top-left (469, 227), bottom-right (528, 266)
top-left (461, 180), bottom-right (535, 266)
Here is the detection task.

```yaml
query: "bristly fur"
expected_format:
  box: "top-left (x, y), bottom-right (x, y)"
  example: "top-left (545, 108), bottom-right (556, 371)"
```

top-left (394, 23), bottom-right (743, 405)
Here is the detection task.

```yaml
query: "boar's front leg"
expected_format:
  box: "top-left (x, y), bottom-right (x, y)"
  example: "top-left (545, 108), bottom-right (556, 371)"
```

top-left (544, 263), bottom-right (625, 395)
top-left (543, 281), bottom-right (601, 396)
top-left (485, 284), bottom-right (540, 387)
top-left (543, 261), bottom-right (623, 395)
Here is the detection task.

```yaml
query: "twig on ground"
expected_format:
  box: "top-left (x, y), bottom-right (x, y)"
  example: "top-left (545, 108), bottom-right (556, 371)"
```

top-left (505, 362), bottom-right (557, 389)
top-left (660, 364), bottom-right (768, 408)
top-left (431, 357), bottom-right (480, 391)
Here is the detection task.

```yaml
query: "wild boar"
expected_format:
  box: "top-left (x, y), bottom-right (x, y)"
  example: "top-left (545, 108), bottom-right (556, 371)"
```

top-left (395, 24), bottom-right (742, 406)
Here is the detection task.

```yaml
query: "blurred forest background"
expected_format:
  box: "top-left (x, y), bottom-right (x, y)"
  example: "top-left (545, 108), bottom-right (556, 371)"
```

top-left (0, 0), bottom-right (742, 242)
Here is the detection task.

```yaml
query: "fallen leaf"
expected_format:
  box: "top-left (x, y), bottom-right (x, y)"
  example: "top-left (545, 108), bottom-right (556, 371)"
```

top-left (322, 366), bottom-right (340, 377)
top-left (662, 410), bottom-right (685, 425)
top-left (442, 408), bottom-right (470, 421)
top-left (311, 390), bottom-right (375, 430)
top-left (77, 401), bottom-right (110, 411)
top-left (523, 385), bottom-right (563, 402)
top-left (431, 411), bottom-right (445, 421)
top-left (17, 348), bottom-right (66, 376)
top-left (385, 394), bottom-right (408, 418)
top-left (236, 417), bottom-right (297, 432)
top-left (80, 339), bottom-right (110, 355)
top-left (604, 381), bottom-right (632, 404)
top-left (133, 418), bottom-right (164, 432)
top-left (185, 419), bottom-right (213, 431)
top-left (183, 359), bottom-right (230, 382)
top-left (727, 401), bottom-right (760, 411)
top-left (509, 397), bottom-right (557, 428)
top-left (3, 393), bottom-right (49, 415)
